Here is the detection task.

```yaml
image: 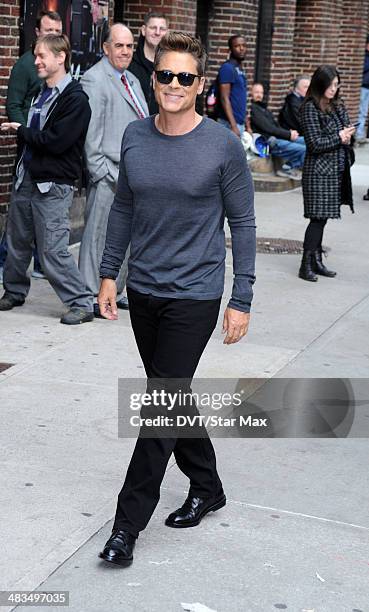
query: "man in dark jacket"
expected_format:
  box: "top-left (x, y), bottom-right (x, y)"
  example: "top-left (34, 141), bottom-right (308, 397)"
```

top-left (129, 11), bottom-right (168, 114)
top-left (250, 82), bottom-right (306, 179)
top-left (3, 10), bottom-right (63, 280)
top-left (279, 75), bottom-right (310, 131)
top-left (357, 35), bottom-right (369, 143)
top-left (0, 34), bottom-right (93, 325)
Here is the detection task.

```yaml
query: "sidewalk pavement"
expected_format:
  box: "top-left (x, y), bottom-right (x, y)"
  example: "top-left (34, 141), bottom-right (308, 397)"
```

top-left (1, 147), bottom-right (369, 612)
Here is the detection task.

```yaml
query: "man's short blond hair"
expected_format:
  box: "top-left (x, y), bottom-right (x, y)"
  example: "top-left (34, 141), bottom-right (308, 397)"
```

top-left (35, 33), bottom-right (71, 72)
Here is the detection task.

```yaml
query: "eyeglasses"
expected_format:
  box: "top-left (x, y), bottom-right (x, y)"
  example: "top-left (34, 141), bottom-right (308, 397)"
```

top-left (155, 70), bottom-right (201, 87)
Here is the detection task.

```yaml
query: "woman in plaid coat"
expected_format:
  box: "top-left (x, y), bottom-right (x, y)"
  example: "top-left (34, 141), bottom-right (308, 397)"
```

top-left (299, 65), bottom-right (355, 282)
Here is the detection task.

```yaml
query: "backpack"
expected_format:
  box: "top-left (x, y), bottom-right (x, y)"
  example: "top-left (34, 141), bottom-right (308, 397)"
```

top-left (205, 78), bottom-right (219, 119)
top-left (205, 62), bottom-right (239, 120)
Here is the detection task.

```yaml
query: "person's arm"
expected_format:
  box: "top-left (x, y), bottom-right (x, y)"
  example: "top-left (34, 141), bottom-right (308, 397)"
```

top-left (17, 94), bottom-right (91, 154)
top-left (219, 82), bottom-right (239, 136)
top-left (252, 104), bottom-right (291, 140)
top-left (221, 134), bottom-right (256, 344)
top-left (80, 71), bottom-right (112, 183)
top-left (218, 64), bottom-right (240, 137)
top-left (6, 58), bottom-right (30, 125)
top-left (251, 104), bottom-right (291, 140)
top-left (300, 101), bottom-right (341, 153)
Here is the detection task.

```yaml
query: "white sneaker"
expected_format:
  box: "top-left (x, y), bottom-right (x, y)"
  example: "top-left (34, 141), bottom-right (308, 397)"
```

top-left (31, 270), bottom-right (46, 279)
top-left (276, 167), bottom-right (301, 180)
top-left (289, 168), bottom-right (302, 180)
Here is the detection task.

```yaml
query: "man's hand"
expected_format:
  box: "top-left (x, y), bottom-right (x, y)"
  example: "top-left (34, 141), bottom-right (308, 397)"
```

top-left (222, 307), bottom-right (250, 344)
top-left (97, 278), bottom-right (118, 320)
top-left (290, 129), bottom-right (299, 141)
top-left (1, 122), bottom-right (21, 132)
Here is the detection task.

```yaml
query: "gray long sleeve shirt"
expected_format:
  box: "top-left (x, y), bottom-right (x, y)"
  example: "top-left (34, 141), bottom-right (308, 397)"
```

top-left (100, 116), bottom-right (256, 312)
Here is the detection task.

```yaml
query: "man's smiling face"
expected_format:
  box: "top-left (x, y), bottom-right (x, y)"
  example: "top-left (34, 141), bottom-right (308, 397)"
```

top-left (153, 51), bottom-right (205, 114)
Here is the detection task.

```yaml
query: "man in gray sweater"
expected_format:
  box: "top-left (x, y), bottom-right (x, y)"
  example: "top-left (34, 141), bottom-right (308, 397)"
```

top-left (98, 31), bottom-right (256, 567)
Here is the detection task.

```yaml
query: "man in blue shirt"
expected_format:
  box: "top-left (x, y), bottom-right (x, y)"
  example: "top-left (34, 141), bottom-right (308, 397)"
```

top-left (218, 34), bottom-right (248, 138)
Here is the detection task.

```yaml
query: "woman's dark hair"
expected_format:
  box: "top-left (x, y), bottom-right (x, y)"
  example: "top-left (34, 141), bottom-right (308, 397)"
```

top-left (304, 64), bottom-right (341, 110)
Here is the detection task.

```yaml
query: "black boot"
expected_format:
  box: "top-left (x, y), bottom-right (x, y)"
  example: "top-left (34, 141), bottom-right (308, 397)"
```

top-left (298, 250), bottom-right (318, 282)
top-left (313, 249), bottom-right (336, 277)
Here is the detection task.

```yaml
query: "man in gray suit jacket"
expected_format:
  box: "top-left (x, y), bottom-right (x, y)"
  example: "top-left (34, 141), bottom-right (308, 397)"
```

top-left (79, 23), bottom-right (148, 313)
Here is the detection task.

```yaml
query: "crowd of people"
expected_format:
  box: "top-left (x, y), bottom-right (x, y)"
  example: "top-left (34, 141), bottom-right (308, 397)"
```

top-left (0, 13), bottom-right (367, 323)
top-left (209, 33), bottom-right (362, 281)
top-left (0, 9), bottom-right (366, 568)
top-left (0, 10), bottom-right (168, 322)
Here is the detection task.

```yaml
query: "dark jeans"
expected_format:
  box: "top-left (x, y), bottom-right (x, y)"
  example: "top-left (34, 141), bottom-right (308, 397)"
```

top-left (113, 288), bottom-right (224, 538)
top-left (303, 219), bottom-right (327, 251)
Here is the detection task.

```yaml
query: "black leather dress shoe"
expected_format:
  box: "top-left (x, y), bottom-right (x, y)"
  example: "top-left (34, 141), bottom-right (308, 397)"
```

top-left (165, 493), bottom-right (226, 528)
top-left (99, 529), bottom-right (136, 567)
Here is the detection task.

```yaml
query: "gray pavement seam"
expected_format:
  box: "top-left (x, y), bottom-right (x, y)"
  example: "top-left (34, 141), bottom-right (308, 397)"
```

top-left (273, 290), bottom-right (369, 375)
top-left (160, 486), bottom-right (369, 533)
top-left (0, 326), bottom-right (96, 384)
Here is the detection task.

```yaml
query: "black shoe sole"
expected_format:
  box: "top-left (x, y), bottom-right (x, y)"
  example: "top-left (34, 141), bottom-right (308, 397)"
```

top-left (98, 552), bottom-right (133, 567)
top-left (165, 495), bottom-right (226, 529)
top-left (314, 271), bottom-right (337, 277)
top-left (0, 300), bottom-right (25, 311)
top-left (298, 273), bottom-right (318, 282)
top-left (60, 316), bottom-right (94, 325)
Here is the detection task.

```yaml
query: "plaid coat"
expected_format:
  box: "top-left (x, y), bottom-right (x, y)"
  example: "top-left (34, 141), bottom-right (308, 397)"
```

top-left (300, 99), bottom-right (353, 219)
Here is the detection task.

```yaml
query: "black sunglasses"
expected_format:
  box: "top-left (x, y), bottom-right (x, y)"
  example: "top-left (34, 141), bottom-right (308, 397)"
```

top-left (155, 70), bottom-right (201, 87)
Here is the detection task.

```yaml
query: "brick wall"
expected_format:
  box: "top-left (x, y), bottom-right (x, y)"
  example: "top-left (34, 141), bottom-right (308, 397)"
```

top-left (269, 0), bottom-right (369, 118)
top-left (123, 0), bottom-right (197, 38)
top-left (293, 0), bottom-right (342, 75)
top-left (267, 0), bottom-right (297, 112)
top-left (337, 0), bottom-right (369, 120)
top-left (0, 1), bottom-right (19, 230)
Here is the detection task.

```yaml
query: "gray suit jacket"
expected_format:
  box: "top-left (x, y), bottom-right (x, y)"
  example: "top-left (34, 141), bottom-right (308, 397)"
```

top-left (81, 57), bottom-right (148, 185)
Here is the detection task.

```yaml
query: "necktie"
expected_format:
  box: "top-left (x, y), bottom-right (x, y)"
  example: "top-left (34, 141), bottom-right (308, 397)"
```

top-left (121, 73), bottom-right (145, 119)
top-left (24, 87), bottom-right (53, 168)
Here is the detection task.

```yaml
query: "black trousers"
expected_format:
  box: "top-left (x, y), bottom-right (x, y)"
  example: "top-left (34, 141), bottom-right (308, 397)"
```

top-left (303, 219), bottom-right (327, 251)
top-left (113, 288), bottom-right (224, 537)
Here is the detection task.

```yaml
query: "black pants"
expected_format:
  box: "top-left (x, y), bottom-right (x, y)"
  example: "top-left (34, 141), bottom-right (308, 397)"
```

top-left (303, 219), bottom-right (327, 251)
top-left (113, 288), bottom-right (224, 537)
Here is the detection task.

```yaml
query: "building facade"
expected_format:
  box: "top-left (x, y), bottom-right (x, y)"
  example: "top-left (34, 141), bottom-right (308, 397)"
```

top-left (1, 0), bottom-right (368, 229)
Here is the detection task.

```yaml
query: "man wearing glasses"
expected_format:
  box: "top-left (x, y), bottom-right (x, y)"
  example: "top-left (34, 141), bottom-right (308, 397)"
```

top-left (130, 11), bottom-right (169, 114)
top-left (98, 31), bottom-right (256, 567)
